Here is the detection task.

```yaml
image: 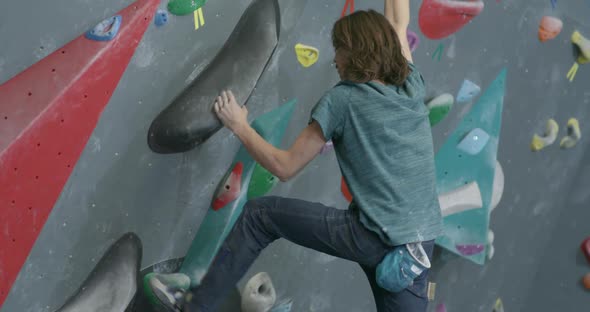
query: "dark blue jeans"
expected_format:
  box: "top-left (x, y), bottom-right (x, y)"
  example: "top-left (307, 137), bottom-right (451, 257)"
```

top-left (185, 196), bottom-right (434, 312)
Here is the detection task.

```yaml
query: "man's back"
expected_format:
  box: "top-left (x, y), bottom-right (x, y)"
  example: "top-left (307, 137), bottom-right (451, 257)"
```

top-left (311, 62), bottom-right (443, 246)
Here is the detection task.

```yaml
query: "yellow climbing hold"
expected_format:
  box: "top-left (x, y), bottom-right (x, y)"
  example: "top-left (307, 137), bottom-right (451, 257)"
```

top-left (493, 298), bottom-right (504, 312)
top-left (572, 31), bottom-right (590, 60)
top-left (560, 118), bottom-right (581, 149)
top-left (567, 31), bottom-right (590, 81)
top-left (531, 119), bottom-right (559, 151)
top-left (194, 8), bottom-right (205, 30)
top-left (295, 43), bottom-right (319, 68)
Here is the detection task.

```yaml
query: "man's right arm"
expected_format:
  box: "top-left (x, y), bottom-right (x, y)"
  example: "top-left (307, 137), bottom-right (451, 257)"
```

top-left (385, 0), bottom-right (413, 63)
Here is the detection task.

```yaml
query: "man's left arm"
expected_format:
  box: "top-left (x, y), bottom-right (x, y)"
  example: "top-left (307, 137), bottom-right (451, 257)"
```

top-left (215, 90), bottom-right (327, 182)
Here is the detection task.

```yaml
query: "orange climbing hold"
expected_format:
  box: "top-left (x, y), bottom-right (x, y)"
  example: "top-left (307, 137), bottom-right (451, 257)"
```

top-left (538, 16), bottom-right (563, 42)
top-left (212, 162), bottom-right (244, 210)
top-left (583, 273), bottom-right (590, 290)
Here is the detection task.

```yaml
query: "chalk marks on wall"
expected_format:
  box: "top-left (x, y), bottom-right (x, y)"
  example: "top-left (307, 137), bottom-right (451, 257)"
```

top-left (538, 16), bottom-right (562, 42)
top-left (418, 0), bottom-right (484, 40)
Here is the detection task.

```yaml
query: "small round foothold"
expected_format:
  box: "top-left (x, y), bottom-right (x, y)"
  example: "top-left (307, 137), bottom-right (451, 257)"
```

top-left (583, 273), bottom-right (590, 290)
top-left (155, 9), bottom-right (169, 27)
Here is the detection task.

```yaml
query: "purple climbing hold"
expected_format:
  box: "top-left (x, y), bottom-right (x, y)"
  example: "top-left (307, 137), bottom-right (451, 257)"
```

top-left (456, 244), bottom-right (485, 256)
top-left (436, 303), bottom-right (447, 312)
top-left (320, 140), bottom-right (333, 154)
top-left (407, 30), bottom-right (420, 52)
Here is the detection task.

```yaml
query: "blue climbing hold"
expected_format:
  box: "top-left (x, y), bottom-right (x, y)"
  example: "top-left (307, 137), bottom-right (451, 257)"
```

top-left (457, 128), bottom-right (490, 155)
top-left (85, 15), bottom-right (122, 41)
top-left (154, 9), bottom-right (169, 27)
top-left (456, 79), bottom-right (481, 103)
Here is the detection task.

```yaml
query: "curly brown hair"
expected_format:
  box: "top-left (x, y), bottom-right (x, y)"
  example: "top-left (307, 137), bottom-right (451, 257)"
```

top-left (332, 10), bottom-right (410, 86)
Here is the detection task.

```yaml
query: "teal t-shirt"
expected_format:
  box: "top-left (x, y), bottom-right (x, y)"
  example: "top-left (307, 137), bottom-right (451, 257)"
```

top-left (310, 63), bottom-right (443, 246)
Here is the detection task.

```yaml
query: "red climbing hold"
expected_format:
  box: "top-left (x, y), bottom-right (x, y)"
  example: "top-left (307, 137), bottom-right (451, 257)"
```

top-left (581, 237), bottom-right (590, 264)
top-left (341, 0), bottom-right (355, 18)
top-left (0, 0), bottom-right (158, 306)
top-left (341, 176), bottom-right (353, 203)
top-left (418, 0), bottom-right (484, 40)
top-left (212, 162), bottom-right (244, 211)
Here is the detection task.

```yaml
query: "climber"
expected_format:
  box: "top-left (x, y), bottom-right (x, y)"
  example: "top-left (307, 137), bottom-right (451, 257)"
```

top-left (169, 1), bottom-right (442, 311)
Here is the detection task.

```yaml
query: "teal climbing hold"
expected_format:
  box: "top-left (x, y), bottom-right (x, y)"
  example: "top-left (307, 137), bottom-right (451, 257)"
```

top-left (435, 69), bottom-right (507, 265)
top-left (457, 128), bottom-right (490, 155)
top-left (247, 163), bottom-right (278, 199)
top-left (456, 79), bottom-right (481, 103)
top-left (427, 93), bottom-right (454, 126)
top-left (178, 99), bottom-right (296, 286)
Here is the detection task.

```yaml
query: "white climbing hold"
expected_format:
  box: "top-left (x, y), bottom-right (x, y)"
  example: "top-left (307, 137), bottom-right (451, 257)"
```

top-left (439, 181), bottom-right (483, 217)
top-left (490, 160), bottom-right (504, 213)
top-left (241, 272), bottom-right (277, 312)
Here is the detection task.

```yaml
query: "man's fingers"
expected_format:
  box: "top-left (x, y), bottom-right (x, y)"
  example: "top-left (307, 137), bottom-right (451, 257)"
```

top-left (222, 91), bottom-right (229, 105)
top-left (228, 90), bottom-right (237, 104)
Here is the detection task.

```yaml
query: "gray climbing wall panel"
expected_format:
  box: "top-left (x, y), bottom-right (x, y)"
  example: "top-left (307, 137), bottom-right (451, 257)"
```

top-left (1, 0), bottom-right (589, 311)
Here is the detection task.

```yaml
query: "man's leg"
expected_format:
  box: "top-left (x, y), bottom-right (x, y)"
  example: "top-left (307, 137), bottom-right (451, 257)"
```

top-left (360, 240), bottom-right (435, 312)
top-left (184, 196), bottom-right (390, 311)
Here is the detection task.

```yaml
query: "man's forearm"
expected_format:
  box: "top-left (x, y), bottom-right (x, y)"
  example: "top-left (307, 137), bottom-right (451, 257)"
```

top-left (385, 0), bottom-right (410, 28)
top-left (234, 123), bottom-right (290, 181)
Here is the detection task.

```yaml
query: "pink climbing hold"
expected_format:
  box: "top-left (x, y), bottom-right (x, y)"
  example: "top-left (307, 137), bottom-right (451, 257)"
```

top-left (418, 0), bottom-right (484, 40)
top-left (538, 16), bottom-right (563, 42)
top-left (455, 244), bottom-right (485, 256)
top-left (436, 303), bottom-right (447, 312)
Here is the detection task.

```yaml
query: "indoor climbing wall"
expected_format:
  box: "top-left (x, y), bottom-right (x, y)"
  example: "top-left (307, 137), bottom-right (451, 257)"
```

top-left (1, 0), bottom-right (590, 311)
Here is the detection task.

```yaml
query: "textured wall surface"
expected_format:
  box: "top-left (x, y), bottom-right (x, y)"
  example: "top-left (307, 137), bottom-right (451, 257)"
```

top-left (1, 0), bottom-right (589, 311)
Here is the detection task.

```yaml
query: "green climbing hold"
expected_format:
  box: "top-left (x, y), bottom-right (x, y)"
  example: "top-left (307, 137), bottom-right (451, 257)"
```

top-left (167, 0), bottom-right (206, 16)
top-left (427, 93), bottom-right (454, 126)
top-left (247, 163), bottom-right (278, 199)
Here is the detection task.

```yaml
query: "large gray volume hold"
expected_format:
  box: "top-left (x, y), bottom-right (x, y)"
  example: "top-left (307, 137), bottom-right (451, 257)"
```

top-left (55, 233), bottom-right (142, 312)
top-left (147, 0), bottom-right (281, 153)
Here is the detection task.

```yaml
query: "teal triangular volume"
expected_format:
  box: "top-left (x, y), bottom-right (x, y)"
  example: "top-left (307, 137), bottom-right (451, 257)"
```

top-left (179, 99), bottom-right (297, 285)
top-left (434, 69), bottom-right (507, 265)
